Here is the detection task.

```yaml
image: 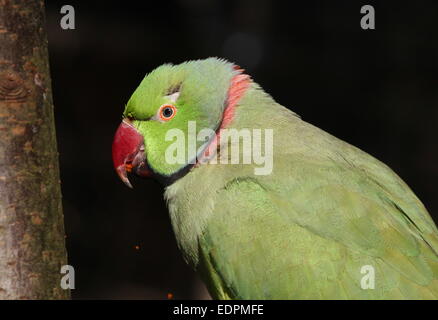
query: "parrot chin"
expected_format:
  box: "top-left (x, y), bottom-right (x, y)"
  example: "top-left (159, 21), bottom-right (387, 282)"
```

top-left (112, 119), bottom-right (152, 188)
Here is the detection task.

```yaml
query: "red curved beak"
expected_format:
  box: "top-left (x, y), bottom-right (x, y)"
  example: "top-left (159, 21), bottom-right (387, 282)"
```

top-left (112, 119), bottom-right (151, 188)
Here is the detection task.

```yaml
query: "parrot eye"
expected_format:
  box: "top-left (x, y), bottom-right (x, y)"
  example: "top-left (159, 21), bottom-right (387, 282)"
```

top-left (158, 104), bottom-right (177, 121)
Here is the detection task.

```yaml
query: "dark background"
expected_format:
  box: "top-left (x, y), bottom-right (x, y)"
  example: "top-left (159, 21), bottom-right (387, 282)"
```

top-left (44, 0), bottom-right (438, 299)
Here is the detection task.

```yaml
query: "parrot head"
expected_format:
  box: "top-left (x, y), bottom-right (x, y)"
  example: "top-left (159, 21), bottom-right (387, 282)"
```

top-left (112, 58), bottom-right (250, 187)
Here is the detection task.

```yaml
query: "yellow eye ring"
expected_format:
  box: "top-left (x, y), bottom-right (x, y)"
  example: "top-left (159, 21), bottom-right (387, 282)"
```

top-left (158, 104), bottom-right (177, 121)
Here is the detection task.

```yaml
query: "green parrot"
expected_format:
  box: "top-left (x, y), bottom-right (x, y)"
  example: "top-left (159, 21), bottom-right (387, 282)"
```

top-left (112, 58), bottom-right (438, 299)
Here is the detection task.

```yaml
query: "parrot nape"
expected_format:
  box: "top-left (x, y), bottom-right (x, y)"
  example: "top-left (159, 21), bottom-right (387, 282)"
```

top-left (112, 58), bottom-right (438, 299)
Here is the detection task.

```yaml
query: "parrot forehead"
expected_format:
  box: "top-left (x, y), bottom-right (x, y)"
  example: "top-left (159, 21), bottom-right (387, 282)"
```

top-left (124, 67), bottom-right (183, 118)
top-left (124, 58), bottom-right (240, 119)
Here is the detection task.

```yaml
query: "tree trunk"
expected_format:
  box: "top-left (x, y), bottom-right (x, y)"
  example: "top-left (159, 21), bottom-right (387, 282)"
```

top-left (0, 0), bottom-right (69, 299)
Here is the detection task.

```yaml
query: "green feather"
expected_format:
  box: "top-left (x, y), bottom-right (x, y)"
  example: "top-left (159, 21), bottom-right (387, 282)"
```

top-left (163, 64), bottom-right (438, 299)
top-left (126, 58), bottom-right (438, 299)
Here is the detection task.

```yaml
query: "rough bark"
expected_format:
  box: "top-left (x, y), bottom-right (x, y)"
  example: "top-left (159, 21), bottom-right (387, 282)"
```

top-left (0, 0), bottom-right (69, 299)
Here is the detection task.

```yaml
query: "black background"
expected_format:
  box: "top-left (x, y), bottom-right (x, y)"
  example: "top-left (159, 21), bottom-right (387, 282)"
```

top-left (44, 0), bottom-right (438, 299)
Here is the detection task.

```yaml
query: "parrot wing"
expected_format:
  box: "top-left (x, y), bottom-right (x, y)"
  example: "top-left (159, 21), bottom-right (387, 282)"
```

top-left (197, 153), bottom-right (438, 299)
